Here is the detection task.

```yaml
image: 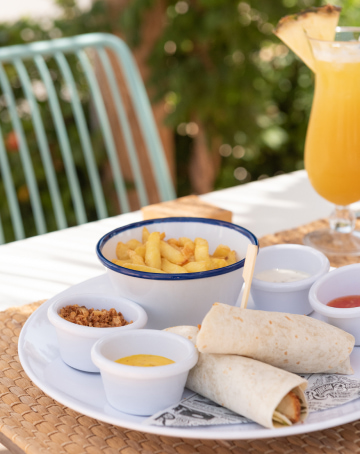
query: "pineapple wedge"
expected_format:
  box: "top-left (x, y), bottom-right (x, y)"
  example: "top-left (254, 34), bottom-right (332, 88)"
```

top-left (274, 5), bottom-right (341, 72)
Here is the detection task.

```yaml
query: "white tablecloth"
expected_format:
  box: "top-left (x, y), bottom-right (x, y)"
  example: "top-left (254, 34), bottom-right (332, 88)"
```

top-left (0, 170), bottom-right (336, 309)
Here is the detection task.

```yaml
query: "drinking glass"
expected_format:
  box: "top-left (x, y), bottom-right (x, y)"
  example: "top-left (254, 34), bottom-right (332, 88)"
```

top-left (303, 27), bottom-right (360, 255)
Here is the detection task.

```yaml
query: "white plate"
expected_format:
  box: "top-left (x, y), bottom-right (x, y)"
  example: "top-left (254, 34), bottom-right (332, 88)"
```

top-left (18, 273), bottom-right (360, 440)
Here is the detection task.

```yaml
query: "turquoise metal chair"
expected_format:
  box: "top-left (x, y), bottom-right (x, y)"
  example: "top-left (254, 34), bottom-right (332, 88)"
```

top-left (0, 33), bottom-right (176, 244)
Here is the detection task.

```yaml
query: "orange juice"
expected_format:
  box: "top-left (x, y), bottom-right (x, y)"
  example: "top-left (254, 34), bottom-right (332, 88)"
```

top-left (305, 58), bottom-right (360, 206)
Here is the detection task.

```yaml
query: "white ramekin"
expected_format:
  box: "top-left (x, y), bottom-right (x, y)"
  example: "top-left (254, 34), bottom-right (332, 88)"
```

top-left (309, 263), bottom-right (360, 344)
top-left (48, 293), bottom-right (148, 372)
top-left (91, 329), bottom-right (198, 415)
top-left (250, 244), bottom-right (330, 315)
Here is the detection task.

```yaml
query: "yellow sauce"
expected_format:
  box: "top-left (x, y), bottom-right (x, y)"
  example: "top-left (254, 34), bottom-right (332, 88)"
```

top-left (115, 354), bottom-right (175, 367)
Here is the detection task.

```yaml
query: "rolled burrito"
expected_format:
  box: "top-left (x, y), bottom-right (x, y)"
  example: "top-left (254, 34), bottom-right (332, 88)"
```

top-left (165, 326), bottom-right (308, 429)
top-left (196, 303), bottom-right (355, 374)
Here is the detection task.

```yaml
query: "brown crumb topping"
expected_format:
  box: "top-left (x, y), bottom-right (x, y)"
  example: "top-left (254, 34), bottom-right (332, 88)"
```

top-left (59, 304), bottom-right (132, 328)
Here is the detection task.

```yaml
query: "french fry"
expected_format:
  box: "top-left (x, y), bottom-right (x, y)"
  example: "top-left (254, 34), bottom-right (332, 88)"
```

top-left (135, 244), bottom-right (146, 259)
top-left (208, 257), bottom-right (228, 270)
top-left (128, 249), bottom-right (145, 265)
top-left (194, 238), bottom-right (209, 262)
top-left (145, 231), bottom-right (162, 269)
top-left (213, 244), bottom-right (231, 258)
top-left (161, 258), bottom-right (188, 273)
top-left (168, 238), bottom-right (181, 248)
top-left (183, 261), bottom-right (209, 273)
top-left (180, 237), bottom-right (195, 260)
top-left (160, 240), bottom-right (186, 265)
top-left (178, 237), bottom-right (192, 246)
top-left (226, 250), bottom-right (237, 265)
top-left (112, 259), bottom-right (132, 266)
top-left (116, 242), bottom-right (130, 260)
top-left (126, 239), bottom-right (142, 250)
top-left (122, 263), bottom-right (166, 273)
top-left (142, 227), bottom-right (150, 243)
top-left (143, 227), bottom-right (165, 243)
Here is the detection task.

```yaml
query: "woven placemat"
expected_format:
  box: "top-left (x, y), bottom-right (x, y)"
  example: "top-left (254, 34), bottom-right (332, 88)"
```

top-left (1, 219), bottom-right (360, 454)
top-left (259, 218), bottom-right (360, 268)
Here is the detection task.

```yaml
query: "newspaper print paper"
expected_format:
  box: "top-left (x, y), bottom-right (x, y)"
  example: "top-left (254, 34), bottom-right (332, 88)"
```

top-left (301, 373), bottom-right (360, 412)
top-left (145, 393), bottom-right (250, 427)
top-left (146, 375), bottom-right (360, 427)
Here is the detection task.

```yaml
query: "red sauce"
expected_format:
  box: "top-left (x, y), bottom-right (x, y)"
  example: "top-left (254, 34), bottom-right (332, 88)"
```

top-left (327, 295), bottom-right (360, 308)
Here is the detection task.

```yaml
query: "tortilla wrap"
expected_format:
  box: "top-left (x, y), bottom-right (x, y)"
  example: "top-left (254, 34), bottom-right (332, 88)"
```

top-left (196, 303), bottom-right (355, 374)
top-left (165, 326), bottom-right (308, 429)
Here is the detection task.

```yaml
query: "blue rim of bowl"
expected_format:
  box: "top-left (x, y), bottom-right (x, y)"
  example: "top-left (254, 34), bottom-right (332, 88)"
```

top-left (96, 217), bottom-right (258, 281)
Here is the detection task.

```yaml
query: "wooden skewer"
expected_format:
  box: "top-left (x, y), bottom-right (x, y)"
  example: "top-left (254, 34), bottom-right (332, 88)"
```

top-left (240, 244), bottom-right (258, 309)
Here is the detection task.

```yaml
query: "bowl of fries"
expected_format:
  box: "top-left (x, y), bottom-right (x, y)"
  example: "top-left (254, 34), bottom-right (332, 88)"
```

top-left (96, 217), bottom-right (258, 329)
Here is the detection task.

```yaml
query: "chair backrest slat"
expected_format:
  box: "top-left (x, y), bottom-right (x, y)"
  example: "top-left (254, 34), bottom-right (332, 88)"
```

top-left (96, 46), bottom-right (149, 207)
top-left (76, 49), bottom-right (130, 213)
top-left (13, 58), bottom-right (68, 231)
top-left (0, 215), bottom-right (4, 244)
top-left (109, 38), bottom-right (176, 201)
top-left (54, 51), bottom-right (108, 220)
top-left (34, 55), bottom-right (88, 225)
top-left (0, 126), bottom-right (25, 240)
top-left (0, 62), bottom-right (47, 235)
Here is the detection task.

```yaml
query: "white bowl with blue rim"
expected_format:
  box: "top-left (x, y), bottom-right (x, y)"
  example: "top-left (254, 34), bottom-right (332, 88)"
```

top-left (96, 217), bottom-right (258, 329)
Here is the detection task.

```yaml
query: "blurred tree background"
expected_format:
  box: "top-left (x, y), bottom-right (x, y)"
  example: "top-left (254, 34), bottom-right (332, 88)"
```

top-left (0, 0), bottom-right (359, 242)
top-left (117, 0), bottom-right (359, 195)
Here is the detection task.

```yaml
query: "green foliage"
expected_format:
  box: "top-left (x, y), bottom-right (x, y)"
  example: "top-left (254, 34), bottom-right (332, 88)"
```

top-left (119, 0), bottom-right (359, 193)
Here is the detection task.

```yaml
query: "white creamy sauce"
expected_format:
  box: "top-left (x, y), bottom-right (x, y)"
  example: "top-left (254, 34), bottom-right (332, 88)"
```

top-left (255, 268), bottom-right (311, 283)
